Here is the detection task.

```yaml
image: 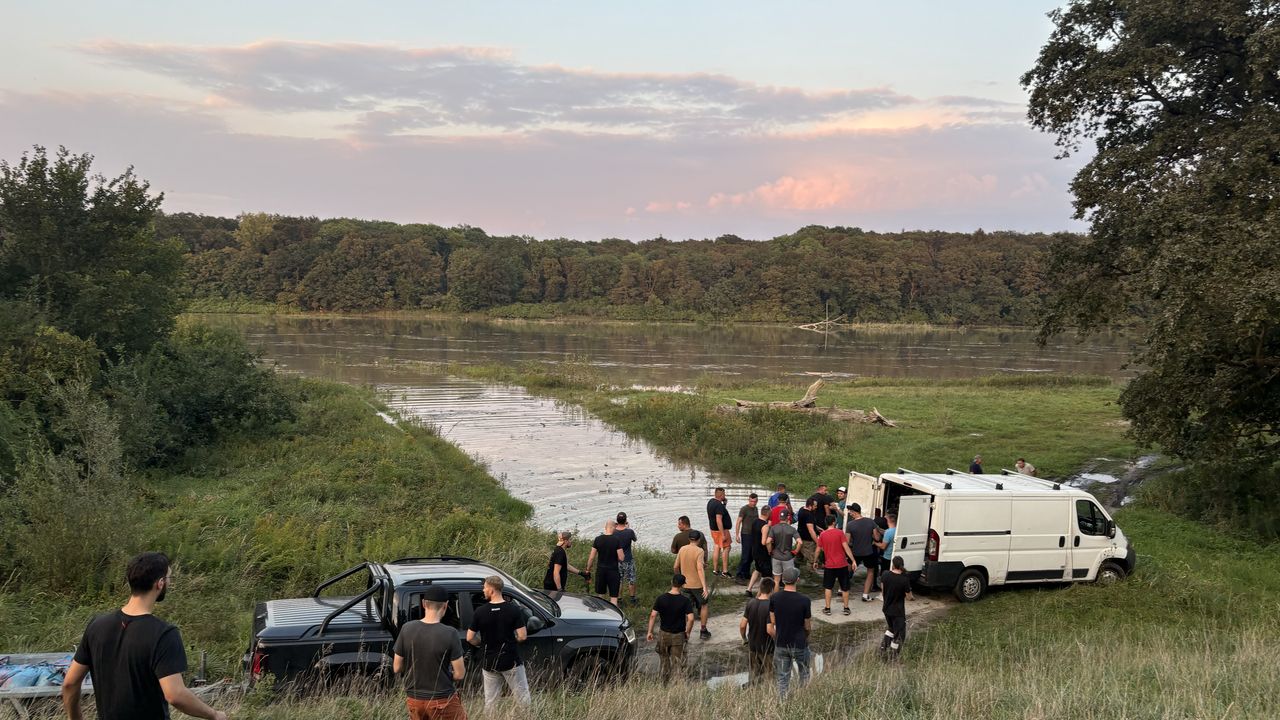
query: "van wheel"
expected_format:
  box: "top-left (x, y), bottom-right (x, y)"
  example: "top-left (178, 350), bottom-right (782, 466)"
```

top-left (1096, 562), bottom-right (1127, 585)
top-left (954, 568), bottom-right (986, 602)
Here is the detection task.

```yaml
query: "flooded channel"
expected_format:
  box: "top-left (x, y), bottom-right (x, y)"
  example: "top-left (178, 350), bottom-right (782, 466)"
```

top-left (209, 315), bottom-right (1135, 546)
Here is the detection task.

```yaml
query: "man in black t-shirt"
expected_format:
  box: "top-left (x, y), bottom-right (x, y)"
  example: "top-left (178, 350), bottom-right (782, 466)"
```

top-left (544, 531), bottom-right (587, 591)
top-left (467, 575), bottom-right (530, 708)
top-left (879, 556), bottom-right (916, 661)
top-left (395, 584), bottom-right (468, 718)
top-left (796, 497), bottom-right (821, 571)
top-left (810, 484), bottom-right (835, 528)
top-left (586, 519), bottom-right (625, 606)
top-left (768, 567), bottom-right (811, 698)
top-left (739, 578), bottom-right (776, 686)
top-left (706, 487), bottom-right (734, 577)
top-left (62, 552), bottom-right (225, 720)
top-left (646, 573), bottom-right (696, 684)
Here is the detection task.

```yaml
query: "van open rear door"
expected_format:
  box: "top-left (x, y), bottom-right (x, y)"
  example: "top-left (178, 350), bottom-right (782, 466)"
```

top-left (846, 470), bottom-right (882, 522)
top-left (894, 494), bottom-right (932, 572)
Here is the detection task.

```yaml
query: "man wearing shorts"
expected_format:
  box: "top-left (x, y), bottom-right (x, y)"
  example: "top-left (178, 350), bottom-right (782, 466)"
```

top-left (814, 520), bottom-right (855, 615)
top-left (766, 510), bottom-right (800, 587)
top-left (586, 520), bottom-right (624, 606)
top-left (706, 487), bottom-right (734, 577)
top-left (614, 512), bottom-right (639, 605)
top-left (846, 503), bottom-right (881, 602)
top-left (675, 530), bottom-right (712, 640)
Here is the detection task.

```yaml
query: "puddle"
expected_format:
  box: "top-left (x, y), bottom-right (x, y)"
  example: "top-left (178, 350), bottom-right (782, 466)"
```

top-left (383, 377), bottom-right (767, 551)
top-left (1070, 472), bottom-right (1121, 486)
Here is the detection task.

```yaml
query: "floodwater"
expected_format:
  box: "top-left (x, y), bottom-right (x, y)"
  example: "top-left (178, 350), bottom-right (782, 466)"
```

top-left (211, 315), bottom-right (1135, 548)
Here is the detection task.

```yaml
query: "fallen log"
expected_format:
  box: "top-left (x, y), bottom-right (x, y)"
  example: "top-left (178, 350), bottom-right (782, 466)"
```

top-left (724, 379), bottom-right (896, 426)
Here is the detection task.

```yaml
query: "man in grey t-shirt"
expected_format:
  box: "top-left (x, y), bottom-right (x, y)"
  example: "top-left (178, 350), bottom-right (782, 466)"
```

top-left (766, 509), bottom-right (800, 586)
top-left (393, 585), bottom-right (468, 719)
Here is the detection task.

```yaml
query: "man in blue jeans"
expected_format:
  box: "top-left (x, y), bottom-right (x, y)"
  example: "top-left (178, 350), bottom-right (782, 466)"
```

top-left (767, 566), bottom-right (811, 697)
top-left (734, 493), bottom-right (760, 582)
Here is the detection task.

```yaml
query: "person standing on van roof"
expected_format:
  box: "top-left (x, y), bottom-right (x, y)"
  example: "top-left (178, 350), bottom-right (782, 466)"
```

top-left (739, 578), bottom-right (775, 686)
top-left (62, 553), bottom-right (227, 720)
top-left (586, 520), bottom-right (625, 606)
top-left (647, 573), bottom-right (695, 685)
top-left (846, 503), bottom-right (882, 602)
top-left (614, 513), bottom-right (639, 606)
top-left (735, 493), bottom-right (760, 582)
top-left (768, 483), bottom-right (787, 508)
top-left (768, 567), bottom-right (811, 698)
top-left (969, 455), bottom-right (984, 474)
top-left (707, 487), bottom-right (734, 578)
top-left (1015, 458), bottom-right (1037, 476)
top-left (879, 556), bottom-right (915, 661)
top-left (670, 516), bottom-right (708, 555)
top-left (675, 531), bottom-right (712, 640)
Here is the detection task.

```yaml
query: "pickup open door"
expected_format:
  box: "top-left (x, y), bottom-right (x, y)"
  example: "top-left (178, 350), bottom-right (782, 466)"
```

top-left (894, 494), bottom-right (932, 573)
top-left (846, 470), bottom-right (882, 523)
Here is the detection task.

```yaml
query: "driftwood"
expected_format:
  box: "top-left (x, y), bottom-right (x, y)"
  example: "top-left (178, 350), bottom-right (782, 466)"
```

top-left (722, 379), bottom-right (897, 427)
top-left (795, 315), bottom-right (855, 334)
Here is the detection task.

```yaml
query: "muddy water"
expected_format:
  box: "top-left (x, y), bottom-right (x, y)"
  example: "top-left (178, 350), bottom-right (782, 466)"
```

top-left (210, 315), bottom-right (1134, 548)
top-left (383, 378), bottom-right (765, 550)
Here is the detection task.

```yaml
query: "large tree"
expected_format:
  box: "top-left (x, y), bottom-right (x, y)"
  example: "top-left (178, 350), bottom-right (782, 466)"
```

top-left (1023, 0), bottom-right (1280, 464)
top-left (0, 146), bottom-right (183, 357)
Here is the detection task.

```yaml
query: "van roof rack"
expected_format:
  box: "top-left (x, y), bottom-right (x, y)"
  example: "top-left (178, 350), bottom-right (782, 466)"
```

top-left (945, 468), bottom-right (1004, 490)
top-left (897, 467), bottom-right (951, 490)
top-left (1000, 468), bottom-right (1062, 491)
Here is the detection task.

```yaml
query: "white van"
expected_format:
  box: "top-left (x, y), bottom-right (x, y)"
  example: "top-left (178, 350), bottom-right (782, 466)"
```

top-left (846, 467), bottom-right (1136, 601)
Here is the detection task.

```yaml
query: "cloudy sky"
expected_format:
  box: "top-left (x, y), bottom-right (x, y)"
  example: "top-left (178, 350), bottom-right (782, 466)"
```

top-left (0, 1), bottom-right (1085, 240)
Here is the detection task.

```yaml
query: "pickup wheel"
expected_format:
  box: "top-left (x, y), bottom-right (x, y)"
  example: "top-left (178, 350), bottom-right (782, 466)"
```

top-left (567, 652), bottom-right (611, 690)
top-left (954, 568), bottom-right (986, 602)
top-left (1095, 562), bottom-right (1127, 585)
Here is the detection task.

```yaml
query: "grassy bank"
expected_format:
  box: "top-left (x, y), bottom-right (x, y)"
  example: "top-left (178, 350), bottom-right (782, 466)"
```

top-left (458, 363), bottom-right (1134, 488)
top-left (214, 507), bottom-right (1280, 719)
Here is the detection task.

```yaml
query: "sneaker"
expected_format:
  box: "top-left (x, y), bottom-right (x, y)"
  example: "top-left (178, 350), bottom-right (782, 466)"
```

top-left (700, 628), bottom-right (712, 640)
top-left (822, 607), bottom-right (831, 615)
top-left (862, 594), bottom-right (871, 602)
top-left (745, 589), bottom-right (755, 597)
top-left (843, 607), bottom-right (851, 616)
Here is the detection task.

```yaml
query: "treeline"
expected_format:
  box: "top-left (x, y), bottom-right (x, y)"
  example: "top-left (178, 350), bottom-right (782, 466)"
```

top-left (0, 147), bottom-right (293, 592)
top-left (165, 212), bottom-right (1064, 324)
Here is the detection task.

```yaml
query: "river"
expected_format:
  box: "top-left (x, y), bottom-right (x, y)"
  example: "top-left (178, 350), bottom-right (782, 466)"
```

top-left (212, 315), bottom-right (1134, 550)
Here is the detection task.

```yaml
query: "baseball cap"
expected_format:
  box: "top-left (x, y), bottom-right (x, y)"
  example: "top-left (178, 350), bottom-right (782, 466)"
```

top-left (687, 530), bottom-right (703, 541)
top-left (781, 567), bottom-right (800, 584)
top-left (422, 585), bottom-right (449, 603)
top-left (837, 486), bottom-right (847, 493)
top-left (672, 573), bottom-right (687, 587)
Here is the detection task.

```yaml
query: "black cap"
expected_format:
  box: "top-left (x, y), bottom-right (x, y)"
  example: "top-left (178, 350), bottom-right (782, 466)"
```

top-left (687, 530), bottom-right (703, 541)
top-left (850, 503), bottom-right (862, 513)
top-left (422, 585), bottom-right (449, 603)
top-left (672, 573), bottom-right (687, 587)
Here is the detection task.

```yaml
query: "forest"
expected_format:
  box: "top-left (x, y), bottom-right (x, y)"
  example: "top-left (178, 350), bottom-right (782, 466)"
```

top-left (165, 212), bottom-right (1062, 324)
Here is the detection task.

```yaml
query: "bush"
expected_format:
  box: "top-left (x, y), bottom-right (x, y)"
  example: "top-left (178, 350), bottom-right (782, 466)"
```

top-left (107, 323), bottom-right (295, 465)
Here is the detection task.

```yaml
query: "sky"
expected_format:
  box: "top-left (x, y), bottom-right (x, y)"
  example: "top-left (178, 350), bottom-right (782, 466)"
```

top-left (0, 1), bottom-right (1086, 240)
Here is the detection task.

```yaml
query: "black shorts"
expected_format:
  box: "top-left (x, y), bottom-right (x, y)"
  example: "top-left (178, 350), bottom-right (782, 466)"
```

top-left (594, 566), bottom-right (621, 597)
top-left (855, 555), bottom-right (879, 576)
top-left (682, 587), bottom-right (707, 612)
top-left (823, 566), bottom-right (851, 591)
top-left (753, 549), bottom-right (773, 575)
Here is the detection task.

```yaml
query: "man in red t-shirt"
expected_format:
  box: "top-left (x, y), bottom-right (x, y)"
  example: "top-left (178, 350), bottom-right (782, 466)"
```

top-left (768, 493), bottom-right (792, 526)
top-left (813, 522), bottom-right (856, 616)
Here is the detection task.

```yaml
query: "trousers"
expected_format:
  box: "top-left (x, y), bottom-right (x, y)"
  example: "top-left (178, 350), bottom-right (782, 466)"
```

top-left (481, 665), bottom-right (530, 707)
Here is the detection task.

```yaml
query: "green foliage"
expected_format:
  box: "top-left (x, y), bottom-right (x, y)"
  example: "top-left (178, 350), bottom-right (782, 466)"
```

top-left (0, 146), bottom-right (183, 357)
top-left (1023, 1), bottom-right (1280, 469)
top-left (169, 212), bottom-right (1059, 325)
top-left (106, 322), bottom-right (296, 465)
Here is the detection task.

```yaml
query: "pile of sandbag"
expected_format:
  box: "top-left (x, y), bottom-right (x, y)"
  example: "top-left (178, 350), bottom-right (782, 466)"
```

top-left (0, 654), bottom-right (72, 689)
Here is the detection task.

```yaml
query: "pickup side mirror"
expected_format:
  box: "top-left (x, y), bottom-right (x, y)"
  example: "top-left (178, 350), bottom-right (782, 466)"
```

top-left (526, 616), bottom-right (547, 634)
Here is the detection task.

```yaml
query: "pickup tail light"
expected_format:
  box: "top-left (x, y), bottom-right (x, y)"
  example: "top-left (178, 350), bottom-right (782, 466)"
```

top-left (926, 529), bottom-right (940, 562)
top-left (250, 648), bottom-right (268, 679)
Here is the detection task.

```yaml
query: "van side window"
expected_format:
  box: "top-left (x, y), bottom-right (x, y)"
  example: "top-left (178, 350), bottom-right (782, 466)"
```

top-left (1075, 500), bottom-right (1108, 536)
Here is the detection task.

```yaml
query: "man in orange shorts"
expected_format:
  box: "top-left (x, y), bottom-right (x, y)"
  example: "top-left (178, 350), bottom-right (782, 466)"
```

top-left (394, 585), bottom-right (468, 720)
top-left (706, 487), bottom-right (734, 577)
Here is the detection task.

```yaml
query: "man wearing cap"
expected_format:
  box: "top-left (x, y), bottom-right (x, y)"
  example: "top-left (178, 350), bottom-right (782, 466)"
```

top-left (766, 509), bottom-right (800, 588)
top-left (646, 573), bottom-right (695, 684)
top-left (394, 585), bottom-right (467, 720)
top-left (767, 567), bottom-right (811, 698)
top-left (674, 530), bottom-right (712, 640)
top-left (734, 493), bottom-right (760, 583)
top-left (833, 486), bottom-right (849, 530)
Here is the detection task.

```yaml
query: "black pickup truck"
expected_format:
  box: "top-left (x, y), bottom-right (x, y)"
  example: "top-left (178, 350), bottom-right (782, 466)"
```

top-left (243, 556), bottom-right (635, 688)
